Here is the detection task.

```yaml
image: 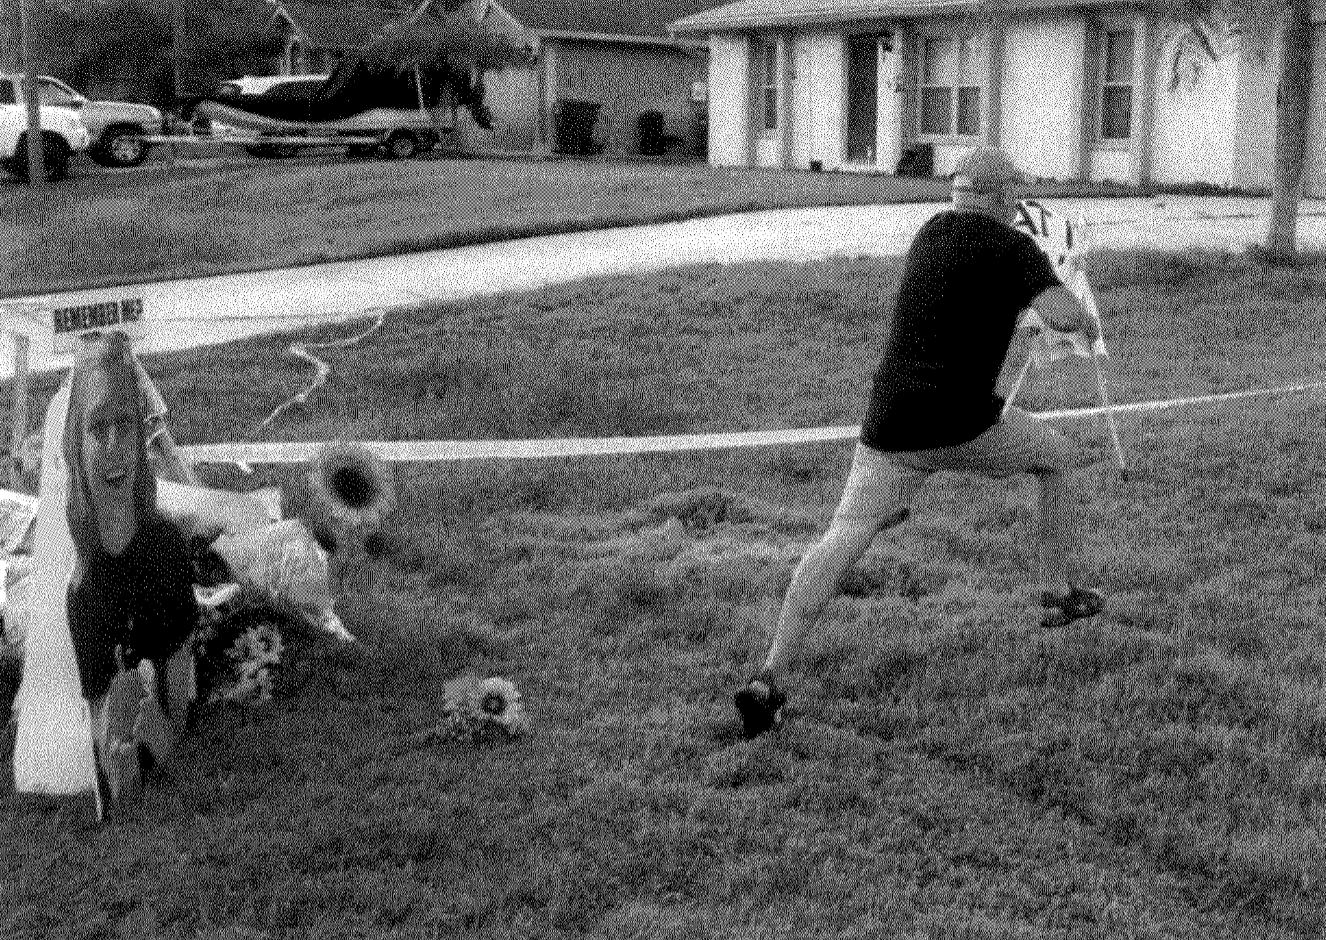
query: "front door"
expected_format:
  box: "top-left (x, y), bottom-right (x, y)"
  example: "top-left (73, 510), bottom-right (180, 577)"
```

top-left (846, 36), bottom-right (879, 163)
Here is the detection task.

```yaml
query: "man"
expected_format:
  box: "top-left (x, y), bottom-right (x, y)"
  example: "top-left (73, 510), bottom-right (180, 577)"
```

top-left (734, 146), bottom-right (1106, 739)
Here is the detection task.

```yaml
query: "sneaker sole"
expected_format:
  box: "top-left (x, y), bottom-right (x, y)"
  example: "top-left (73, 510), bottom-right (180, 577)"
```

top-left (733, 687), bottom-right (785, 739)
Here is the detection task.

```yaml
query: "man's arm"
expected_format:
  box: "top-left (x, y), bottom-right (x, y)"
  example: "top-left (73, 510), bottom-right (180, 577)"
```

top-left (1030, 285), bottom-right (1100, 342)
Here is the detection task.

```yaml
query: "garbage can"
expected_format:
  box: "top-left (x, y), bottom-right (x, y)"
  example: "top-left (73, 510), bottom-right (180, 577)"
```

top-left (896, 142), bottom-right (934, 178)
top-left (638, 110), bottom-right (666, 156)
top-left (554, 99), bottom-right (602, 155)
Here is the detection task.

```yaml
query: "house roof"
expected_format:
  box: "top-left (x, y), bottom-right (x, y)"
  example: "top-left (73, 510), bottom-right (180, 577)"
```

top-left (278, 1), bottom-right (408, 49)
top-left (491, 0), bottom-right (723, 38)
top-left (671, 0), bottom-right (1172, 32)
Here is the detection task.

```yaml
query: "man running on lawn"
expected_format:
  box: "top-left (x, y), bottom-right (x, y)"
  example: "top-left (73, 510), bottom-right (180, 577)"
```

top-left (735, 145), bottom-right (1106, 739)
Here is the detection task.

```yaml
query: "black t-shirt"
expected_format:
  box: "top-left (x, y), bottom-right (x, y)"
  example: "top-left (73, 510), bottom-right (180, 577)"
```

top-left (860, 210), bottom-right (1061, 451)
top-left (68, 517), bottom-right (198, 709)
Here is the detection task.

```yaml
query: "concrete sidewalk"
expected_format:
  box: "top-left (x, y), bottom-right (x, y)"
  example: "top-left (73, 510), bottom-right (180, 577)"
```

top-left (7, 195), bottom-right (1326, 377)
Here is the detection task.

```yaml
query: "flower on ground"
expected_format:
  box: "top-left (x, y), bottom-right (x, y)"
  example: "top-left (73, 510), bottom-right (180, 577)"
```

top-left (475, 676), bottom-right (526, 732)
top-left (425, 672), bottom-right (530, 744)
top-left (308, 441), bottom-right (396, 537)
top-left (217, 621), bottom-right (284, 704)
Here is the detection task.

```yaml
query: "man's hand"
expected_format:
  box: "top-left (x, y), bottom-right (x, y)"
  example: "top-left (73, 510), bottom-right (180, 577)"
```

top-left (1030, 285), bottom-right (1098, 341)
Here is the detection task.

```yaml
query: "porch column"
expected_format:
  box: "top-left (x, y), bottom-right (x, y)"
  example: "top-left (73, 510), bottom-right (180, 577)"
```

top-left (1078, 18), bottom-right (1098, 183)
top-left (985, 19), bottom-right (1004, 147)
top-left (1129, 10), bottom-right (1157, 186)
top-left (541, 41), bottom-right (560, 154)
top-left (877, 33), bottom-right (903, 171)
top-left (880, 26), bottom-right (908, 173)
top-left (778, 34), bottom-right (794, 166)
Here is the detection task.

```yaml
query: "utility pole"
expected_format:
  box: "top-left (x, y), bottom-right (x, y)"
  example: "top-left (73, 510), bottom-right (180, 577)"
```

top-left (169, 0), bottom-right (184, 102)
top-left (17, 0), bottom-right (45, 185)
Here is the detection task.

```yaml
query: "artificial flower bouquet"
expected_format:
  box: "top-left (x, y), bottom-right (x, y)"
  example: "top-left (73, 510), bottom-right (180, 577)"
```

top-left (192, 588), bottom-right (342, 706)
top-left (418, 673), bottom-right (531, 745)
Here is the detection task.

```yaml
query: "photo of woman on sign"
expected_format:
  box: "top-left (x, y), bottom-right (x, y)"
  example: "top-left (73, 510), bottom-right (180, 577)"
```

top-left (12, 331), bottom-right (198, 819)
top-left (65, 331), bottom-right (198, 809)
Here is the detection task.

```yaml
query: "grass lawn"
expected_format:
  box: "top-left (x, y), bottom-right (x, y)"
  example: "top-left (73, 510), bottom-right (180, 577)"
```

top-left (0, 154), bottom-right (1158, 299)
top-left (3, 249), bottom-right (1326, 938)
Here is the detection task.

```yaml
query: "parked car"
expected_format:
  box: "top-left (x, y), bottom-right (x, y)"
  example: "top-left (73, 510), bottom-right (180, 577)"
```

top-left (0, 80), bottom-right (91, 181)
top-left (0, 74), bottom-right (164, 167)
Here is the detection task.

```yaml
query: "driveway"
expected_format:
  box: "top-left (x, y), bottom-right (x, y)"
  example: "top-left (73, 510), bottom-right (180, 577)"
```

top-left (6, 196), bottom-right (1326, 378)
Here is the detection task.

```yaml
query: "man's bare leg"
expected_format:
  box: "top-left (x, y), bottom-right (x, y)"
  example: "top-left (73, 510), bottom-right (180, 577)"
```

top-left (762, 515), bottom-right (903, 676)
top-left (1036, 469), bottom-right (1077, 595)
top-left (1035, 467), bottom-right (1104, 626)
top-left (737, 507), bottom-right (910, 738)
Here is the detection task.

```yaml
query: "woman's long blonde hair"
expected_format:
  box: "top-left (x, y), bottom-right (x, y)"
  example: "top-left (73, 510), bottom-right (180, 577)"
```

top-left (62, 331), bottom-right (160, 561)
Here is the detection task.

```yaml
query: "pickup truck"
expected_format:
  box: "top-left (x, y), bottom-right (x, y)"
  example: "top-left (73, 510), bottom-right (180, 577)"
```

top-left (0, 74), bottom-right (164, 167)
top-left (0, 79), bottom-right (91, 181)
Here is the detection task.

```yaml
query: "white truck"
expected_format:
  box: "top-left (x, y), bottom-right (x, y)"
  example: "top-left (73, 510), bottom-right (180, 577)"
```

top-left (0, 78), bottom-right (91, 182)
top-left (14, 74), bottom-right (165, 167)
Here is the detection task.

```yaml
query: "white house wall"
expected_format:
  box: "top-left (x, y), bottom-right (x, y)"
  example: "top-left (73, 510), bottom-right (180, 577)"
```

top-left (930, 144), bottom-right (973, 175)
top-left (471, 65), bottom-right (541, 151)
top-left (709, 34), bottom-right (751, 165)
top-left (1000, 15), bottom-right (1086, 179)
top-left (552, 39), bottom-right (706, 156)
top-left (1150, 22), bottom-right (1239, 188)
top-left (1231, 32), bottom-right (1276, 192)
top-left (1089, 149), bottom-right (1131, 182)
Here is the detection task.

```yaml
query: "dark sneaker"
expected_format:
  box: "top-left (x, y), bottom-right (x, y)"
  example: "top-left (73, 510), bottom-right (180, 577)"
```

top-left (1040, 586), bottom-right (1106, 628)
top-left (734, 671), bottom-right (787, 739)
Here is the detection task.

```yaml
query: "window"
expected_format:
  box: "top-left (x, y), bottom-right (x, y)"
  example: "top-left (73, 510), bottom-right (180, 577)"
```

top-left (1100, 29), bottom-right (1134, 140)
top-left (35, 79), bottom-right (83, 107)
top-left (0, 82), bottom-right (14, 105)
top-left (759, 38), bottom-right (778, 132)
top-left (918, 36), bottom-right (980, 137)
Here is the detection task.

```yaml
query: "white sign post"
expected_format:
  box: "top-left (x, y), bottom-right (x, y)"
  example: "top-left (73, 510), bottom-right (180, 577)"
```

top-left (9, 331), bottom-right (28, 488)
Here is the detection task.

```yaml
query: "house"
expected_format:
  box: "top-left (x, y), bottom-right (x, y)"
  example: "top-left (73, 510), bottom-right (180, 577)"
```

top-left (274, 0), bottom-right (720, 157)
top-left (669, 0), bottom-right (1326, 194)
top-left (475, 0), bottom-right (716, 156)
top-left (273, 1), bottom-right (406, 76)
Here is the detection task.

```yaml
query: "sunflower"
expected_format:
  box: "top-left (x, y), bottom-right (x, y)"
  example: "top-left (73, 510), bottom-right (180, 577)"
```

top-left (474, 676), bottom-right (527, 734)
top-left (308, 441), bottom-right (396, 537)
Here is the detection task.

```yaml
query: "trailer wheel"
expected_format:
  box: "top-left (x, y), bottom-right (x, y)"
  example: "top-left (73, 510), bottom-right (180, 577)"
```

top-left (384, 130), bottom-right (419, 159)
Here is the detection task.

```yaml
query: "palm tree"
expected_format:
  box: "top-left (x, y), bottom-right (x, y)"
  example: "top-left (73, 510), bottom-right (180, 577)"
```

top-left (345, 0), bottom-right (532, 128)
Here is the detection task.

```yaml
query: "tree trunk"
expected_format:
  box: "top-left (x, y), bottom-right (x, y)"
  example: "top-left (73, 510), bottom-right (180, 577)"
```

top-left (1266, 0), bottom-right (1314, 258)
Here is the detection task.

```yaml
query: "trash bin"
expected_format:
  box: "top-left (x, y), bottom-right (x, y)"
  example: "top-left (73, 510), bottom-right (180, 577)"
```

top-left (638, 110), bottom-right (666, 156)
top-left (896, 142), bottom-right (934, 178)
top-left (555, 99), bottom-right (602, 155)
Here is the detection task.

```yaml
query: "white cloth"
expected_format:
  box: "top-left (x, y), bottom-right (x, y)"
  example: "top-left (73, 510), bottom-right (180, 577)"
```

top-left (11, 382), bottom-right (97, 796)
